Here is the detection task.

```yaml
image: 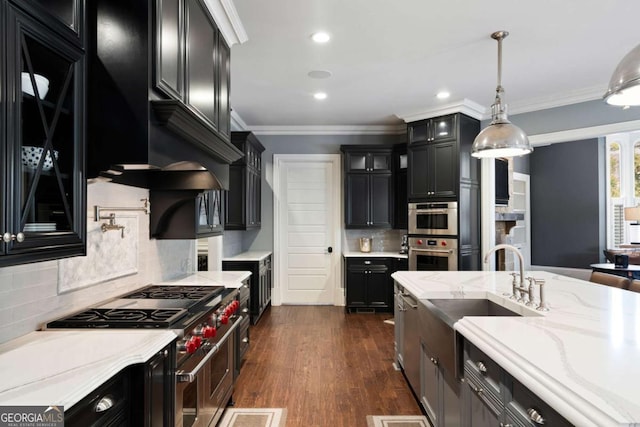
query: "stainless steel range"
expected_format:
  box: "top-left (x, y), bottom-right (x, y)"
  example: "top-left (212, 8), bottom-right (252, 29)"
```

top-left (46, 284), bottom-right (242, 427)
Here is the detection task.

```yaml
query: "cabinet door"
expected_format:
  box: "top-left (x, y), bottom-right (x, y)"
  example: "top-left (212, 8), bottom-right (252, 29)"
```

top-left (253, 170), bottom-right (261, 227)
top-left (431, 115), bottom-right (457, 142)
top-left (224, 165), bottom-right (245, 229)
top-left (146, 345), bottom-right (175, 427)
top-left (346, 267), bottom-right (367, 307)
top-left (186, 0), bottom-right (217, 127)
top-left (155, 0), bottom-right (184, 99)
top-left (30, 0), bottom-right (80, 34)
top-left (370, 174), bottom-right (393, 228)
top-left (420, 341), bottom-right (440, 426)
top-left (408, 142), bottom-right (430, 200)
top-left (345, 152), bottom-right (368, 172)
top-left (466, 385), bottom-right (501, 427)
top-left (366, 267), bottom-right (390, 307)
top-left (431, 141), bottom-right (457, 199)
top-left (394, 149), bottom-right (408, 229)
top-left (3, 4), bottom-right (86, 261)
top-left (409, 120), bottom-right (429, 144)
top-left (345, 174), bottom-right (370, 228)
top-left (370, 152), bottom-right (392, 173)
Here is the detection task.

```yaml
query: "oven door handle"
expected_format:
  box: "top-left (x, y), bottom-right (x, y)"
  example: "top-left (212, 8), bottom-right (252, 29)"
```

top-left (415, 209), bottom-right (449, 214)
top-left (411, 248), bottom-right (455, 255)
top-left (176, 316), bottom-right (243, 383)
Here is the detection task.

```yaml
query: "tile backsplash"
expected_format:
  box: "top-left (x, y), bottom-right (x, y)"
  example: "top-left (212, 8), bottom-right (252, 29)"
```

top-left (343, 229), bottom-right (406, 253)
top-left (0, 181), bottom-right (198, 344)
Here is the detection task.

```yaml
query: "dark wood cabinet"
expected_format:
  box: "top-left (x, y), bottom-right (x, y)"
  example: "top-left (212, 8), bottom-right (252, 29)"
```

top-left (345, 256), bottom-right (407, 313)
top-left (408, 140), bottom-right (457, 200)
top-left (141, 344), bottom-right (175, 427)
top-left (0, 0), bottom-right (87, 267)
top-left (223, 254), bottom-right (271, 325)
top-left (393, 144), bottom-right (408, 230)
top-left (225, 132), bottom-right (264, 230)
top-left (149, 189), bottom-right (223, 239)
top-left (342, 146), bottom-right (393, 229)
top-left (155, 0), bottom-right (183, 99)
top-left (495, 158), bottom-right (509, 205)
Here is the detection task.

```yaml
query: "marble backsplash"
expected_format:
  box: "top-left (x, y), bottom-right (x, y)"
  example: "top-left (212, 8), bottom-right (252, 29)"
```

top-left (343, 229), bottom-right (407, 253)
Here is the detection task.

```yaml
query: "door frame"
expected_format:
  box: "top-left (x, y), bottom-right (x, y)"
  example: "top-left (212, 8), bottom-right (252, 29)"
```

top-left (272, 154), bottom-right (342, 306)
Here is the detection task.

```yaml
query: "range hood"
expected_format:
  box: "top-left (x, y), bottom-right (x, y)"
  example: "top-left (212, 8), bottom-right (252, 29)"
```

top-left (99, 162), bottom-right (223, 191)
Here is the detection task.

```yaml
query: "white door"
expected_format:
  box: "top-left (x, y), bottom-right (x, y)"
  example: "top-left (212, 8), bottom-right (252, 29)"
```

top-left (273, 154), bottom-right (341, 305)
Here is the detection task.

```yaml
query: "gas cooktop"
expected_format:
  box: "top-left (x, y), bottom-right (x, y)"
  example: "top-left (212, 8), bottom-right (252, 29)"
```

top-left (46, 284), bottom-right (227, 329)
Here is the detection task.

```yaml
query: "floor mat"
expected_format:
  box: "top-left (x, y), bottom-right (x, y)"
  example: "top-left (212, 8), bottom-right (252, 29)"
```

top-left (218, 408), bottom-right (287, 427)
top-left (366, 415), bottom-right (430, 427)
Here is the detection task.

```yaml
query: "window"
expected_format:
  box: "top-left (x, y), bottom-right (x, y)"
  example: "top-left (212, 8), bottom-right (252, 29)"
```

top-left (606, 133), bottom-right (640, 247)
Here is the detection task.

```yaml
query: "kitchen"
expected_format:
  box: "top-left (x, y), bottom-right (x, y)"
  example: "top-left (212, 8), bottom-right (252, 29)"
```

top-left (1, 0), bottom-right (640, 426)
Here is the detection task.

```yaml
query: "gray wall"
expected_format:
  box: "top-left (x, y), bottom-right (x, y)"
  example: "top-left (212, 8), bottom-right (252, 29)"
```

top-left (242, 134), bottom-right (405, 251)
top-left (530, 138), bottom-right (605, 268)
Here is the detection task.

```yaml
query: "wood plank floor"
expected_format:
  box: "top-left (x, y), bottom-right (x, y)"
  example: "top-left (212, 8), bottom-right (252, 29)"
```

top-left (232, 306), bottom-right (422, 426)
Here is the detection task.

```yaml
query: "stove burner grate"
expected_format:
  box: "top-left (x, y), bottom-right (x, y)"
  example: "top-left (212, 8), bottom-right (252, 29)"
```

top-left (123, 285), bottom-right (224, 301)
top-left (47, 308), bottom-right (187, 328)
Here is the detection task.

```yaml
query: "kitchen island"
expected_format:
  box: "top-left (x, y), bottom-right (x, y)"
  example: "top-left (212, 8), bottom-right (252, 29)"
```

top-left (392, 270), bottom-right (640, 426)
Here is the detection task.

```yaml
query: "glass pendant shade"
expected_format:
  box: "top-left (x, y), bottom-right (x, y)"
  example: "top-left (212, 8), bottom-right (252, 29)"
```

top-left (471, 30), bottom-right (532, 158)
top-left (604, 43), bottom-right (640, 106)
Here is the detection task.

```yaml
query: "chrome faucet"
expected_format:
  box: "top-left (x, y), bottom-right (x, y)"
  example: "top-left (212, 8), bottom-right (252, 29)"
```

top-left (484, 244), bottom-right (527, 300)
top-left (100, 213), bottom-right (125, 238)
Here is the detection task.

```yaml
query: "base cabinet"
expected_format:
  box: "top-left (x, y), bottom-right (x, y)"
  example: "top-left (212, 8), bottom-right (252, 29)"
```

top-left (223, 255), bottom-right (271, 325)
top-left (344, 256), bottom-right (408, 313)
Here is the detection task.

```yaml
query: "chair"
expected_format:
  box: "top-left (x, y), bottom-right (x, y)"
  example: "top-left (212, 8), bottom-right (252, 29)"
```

top-left (628, 280), bottom-right (640, 293)
top-left (589, 271), bottom-right (631, 289)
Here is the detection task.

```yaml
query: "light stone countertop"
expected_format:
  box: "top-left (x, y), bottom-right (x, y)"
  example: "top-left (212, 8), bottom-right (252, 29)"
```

top-left (343, 251), bottom-right (408, 258)
top-left (392, 270), bottom-right (640, 427)
top-left (222, 251), bottom-right (272, 262)
top-left (159, 271), bottom-right (252, 288)
top-left (0, 330), bottom-right (176, 409)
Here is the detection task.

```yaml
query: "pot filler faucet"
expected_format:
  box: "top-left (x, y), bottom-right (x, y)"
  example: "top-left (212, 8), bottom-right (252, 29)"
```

top-left (484, 244), bottom-right (549, 311)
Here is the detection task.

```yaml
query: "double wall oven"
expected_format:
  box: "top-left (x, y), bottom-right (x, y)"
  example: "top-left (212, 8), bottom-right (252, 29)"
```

top-left (46, 285), bottom-right (243, 427)
top-left (408, 202), bottom-right (458, 271)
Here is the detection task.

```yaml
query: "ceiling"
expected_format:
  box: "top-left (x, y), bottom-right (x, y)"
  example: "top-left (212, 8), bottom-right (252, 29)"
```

top-left (229, 0), bottom-right (640, 132)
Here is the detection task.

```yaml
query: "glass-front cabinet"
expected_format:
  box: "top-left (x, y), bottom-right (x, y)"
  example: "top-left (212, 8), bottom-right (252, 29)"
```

top-left (1, 0), bottom-right (86, 266)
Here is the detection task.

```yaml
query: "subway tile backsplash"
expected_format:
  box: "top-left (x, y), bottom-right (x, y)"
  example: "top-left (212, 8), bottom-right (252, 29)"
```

top-left (0, 181), bottom-right (197, 345)
top-left (343, 229), bottom-right (406, 253)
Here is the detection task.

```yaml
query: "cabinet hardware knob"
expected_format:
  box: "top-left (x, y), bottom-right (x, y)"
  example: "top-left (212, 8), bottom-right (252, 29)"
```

top-left (2, 232), bottom-right (25, 243)
top-left (242, 308), bottom-right (249, 313)
top-left (430, 357), bottom-right (438, 366)
top-left (476, 361), bottom-right (487, 374)
top-left (467, 382), bottom-right (483, 395)
top-left (242, 337), bottom-right (249, 344)
top-left (95, 396), bottom-right (115, 412)
top-left (527, 408), bottom-right (546, 424)
top-left (364, 261), bottom-right (371, 265)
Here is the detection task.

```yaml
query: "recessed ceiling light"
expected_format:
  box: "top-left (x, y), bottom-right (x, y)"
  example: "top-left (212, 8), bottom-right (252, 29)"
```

top-left (311, 32), bottom-right (330, 43)
top-left (313, 92), bottom-right (327, 100)
top-left (308, 70), bottom-right (332, 79)
top-left (436, 91), bottom-right (450, 99)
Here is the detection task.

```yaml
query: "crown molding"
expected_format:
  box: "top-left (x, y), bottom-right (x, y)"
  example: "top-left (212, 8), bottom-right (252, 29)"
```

top-left (203, 0), bottom-right (248, 46)
top-left (249, 125), bottom-right (407, 136)
top-left (397, 98), bottom-right (487, 122)
top-left (529, 119), bottom-right (640, 146)
top-left (508, 85), bottom-right (607, 116)
top-left (230, 109), bottom-right (248, 131)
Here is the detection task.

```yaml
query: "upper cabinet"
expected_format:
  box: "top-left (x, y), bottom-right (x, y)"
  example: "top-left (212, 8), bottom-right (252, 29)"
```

top-left (0, 0), bottom-right (87, 267)
top-left (87, 0), bottom-right (239, 179)
top-left (225, 132), bottom-right (265, 230)
top-left (341, 145), bottom-right (394, 229)
top-left (393, 144), bottom-right (408, 230)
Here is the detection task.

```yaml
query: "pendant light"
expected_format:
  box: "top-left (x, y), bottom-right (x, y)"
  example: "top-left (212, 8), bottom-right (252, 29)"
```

top-left (603, 43), bottom-right (640, 106)
top-left (471, 31), bottom-right (532, 158)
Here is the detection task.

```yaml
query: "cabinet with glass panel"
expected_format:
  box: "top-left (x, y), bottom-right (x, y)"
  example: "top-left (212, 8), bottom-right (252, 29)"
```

top-left (0, 0), bottom-right (86, 266)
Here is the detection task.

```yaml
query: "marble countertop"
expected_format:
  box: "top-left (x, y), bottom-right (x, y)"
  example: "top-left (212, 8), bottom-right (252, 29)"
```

top-left (0, 330), bottom-right (176, 409)
top-left (343, 251), bottom-right (408, 258)
top-left (222, 251), bottom-right (272, 262)
top-left (392, 270), bottom-right (640, 426)
top-left (160, 271), bottom-right (252, 288)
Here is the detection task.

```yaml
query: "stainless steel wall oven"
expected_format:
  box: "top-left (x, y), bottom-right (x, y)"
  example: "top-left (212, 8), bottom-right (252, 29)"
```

top-left (408, 237), bottom-right (458, 271)
top-left (408, 202), bottom-right (458, 236)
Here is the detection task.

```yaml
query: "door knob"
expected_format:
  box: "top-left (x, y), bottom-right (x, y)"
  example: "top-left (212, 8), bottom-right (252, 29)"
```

top-left (327, 246), bottom-right (333, 253)
top-left (3, 232), bottom-right (25, 243)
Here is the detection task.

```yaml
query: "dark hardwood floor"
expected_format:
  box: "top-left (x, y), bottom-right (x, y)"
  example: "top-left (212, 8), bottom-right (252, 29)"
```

top-left (232, 306), bottom-right (422, 426)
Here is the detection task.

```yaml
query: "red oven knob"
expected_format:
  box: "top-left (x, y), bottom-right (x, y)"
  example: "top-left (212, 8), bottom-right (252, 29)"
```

top-left (202, 326), bottom-right (216, 338)
top-left (417, 239), bottom-right (423, 245)
top-left (220, 314), bottom-right (229, 325)
top-left (184, 338), bottom-right (198, 354)
top-left (441, 241), bottom-right (447, 246)
top-left (191, 336), bottom-right (202, 348)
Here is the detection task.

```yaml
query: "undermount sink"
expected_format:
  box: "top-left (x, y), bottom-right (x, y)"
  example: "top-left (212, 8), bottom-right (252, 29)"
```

top-left (426, 298), bottom-right (521, 327)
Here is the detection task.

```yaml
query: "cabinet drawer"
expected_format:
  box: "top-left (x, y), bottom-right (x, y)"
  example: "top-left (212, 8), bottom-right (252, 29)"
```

top-left (65, 369), bottom-right (130, 426)
top-left (346, 258), bottom-right (390, 269)
top-left (506, 377), bottom-right (573, 427)
top-left (464, 341), bottom-right (504, 403)
top-left (464, 367), bottom-right (502, 417)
